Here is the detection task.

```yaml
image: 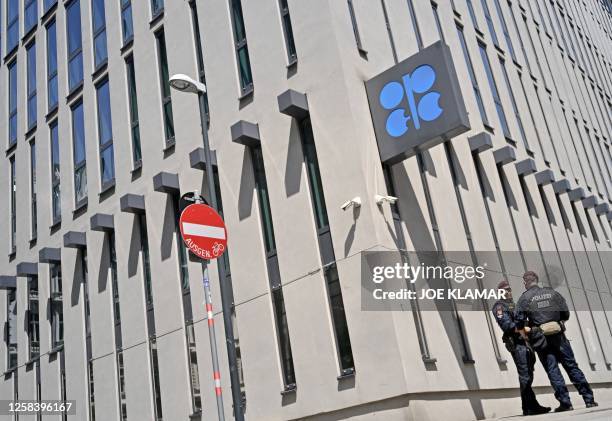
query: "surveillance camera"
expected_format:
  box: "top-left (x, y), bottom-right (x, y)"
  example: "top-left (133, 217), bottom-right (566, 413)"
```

top-left (341, 196), bottom-right (362, 211)
top-left (375, 194), bottom-right (398, 205)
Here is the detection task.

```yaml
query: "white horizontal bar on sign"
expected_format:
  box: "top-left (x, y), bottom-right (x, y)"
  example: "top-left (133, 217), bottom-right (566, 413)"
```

top-left (182, 222), bottom-right (226, 239)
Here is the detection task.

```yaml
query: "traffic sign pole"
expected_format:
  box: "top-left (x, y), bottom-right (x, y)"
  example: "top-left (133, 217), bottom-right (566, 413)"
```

top-left (203, 264), bottom-right (225, 421)
top-left (197, 91), bottom-right (244, 420)
top-left (191, 194), bottom-right (225, 421)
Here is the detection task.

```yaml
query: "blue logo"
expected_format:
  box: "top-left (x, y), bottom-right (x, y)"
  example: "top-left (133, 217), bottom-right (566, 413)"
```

top-left (379, 65), bottom-right (443, 137)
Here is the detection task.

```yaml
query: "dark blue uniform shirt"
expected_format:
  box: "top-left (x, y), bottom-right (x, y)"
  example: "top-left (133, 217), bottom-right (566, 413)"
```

top-left (492, 299), bottom-right (517, 335)
top-left (515, 285), bottom-right (570, 329)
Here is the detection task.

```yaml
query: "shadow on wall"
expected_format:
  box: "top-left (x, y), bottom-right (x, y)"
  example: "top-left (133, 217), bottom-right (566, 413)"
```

top-left (238, 147), bottom-right (256, 221)
top-left (70, 250), bottom-right (84, 307)
top-left (386, 150), bottom-right (485, 419)
top-left (127, 216), bottom-right (141, 278)
top-left (343, 205), bottom-right (361, 257)
top-left (160, 195), bottom-right (175, 261)
top-left (97, 234), bottom-right (110, 294)
top-left (284, 118), bottom-right (303, 198)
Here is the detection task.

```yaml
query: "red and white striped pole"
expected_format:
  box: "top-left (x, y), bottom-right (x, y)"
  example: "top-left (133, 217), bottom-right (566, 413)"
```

top-left (193, 190), bottom-right (225, 420)
top-left (203, 265), bottom-right (225, 420)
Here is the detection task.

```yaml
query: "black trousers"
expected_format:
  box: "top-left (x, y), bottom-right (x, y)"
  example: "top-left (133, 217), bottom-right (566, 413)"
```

top-left (536, 333), bottom-right (594, 406)
top-left (511, 343), bottom-right (539, 412)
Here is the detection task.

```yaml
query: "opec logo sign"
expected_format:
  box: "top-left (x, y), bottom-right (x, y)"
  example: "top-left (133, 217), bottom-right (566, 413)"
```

top-left (380, 65), bottom-right (443, 136)
top-left (366, 41), bottom-right (470, 164)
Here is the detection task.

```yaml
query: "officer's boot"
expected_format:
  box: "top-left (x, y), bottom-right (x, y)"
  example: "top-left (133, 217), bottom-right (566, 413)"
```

top-left (524, 403), bottom-right (550, 416)
top-left (554, 403), bottom-right (573, 412)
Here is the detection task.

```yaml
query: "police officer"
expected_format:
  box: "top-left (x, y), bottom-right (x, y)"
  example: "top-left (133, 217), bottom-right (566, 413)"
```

top-left (492, 280), bottom-right (550, 416)
top-left (515, 271), bottom-right (598, 412)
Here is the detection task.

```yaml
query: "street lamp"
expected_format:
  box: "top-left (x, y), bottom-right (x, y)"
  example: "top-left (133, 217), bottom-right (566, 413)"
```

top-left (170, 74), bottom-right (242, 421)
top-left (169, 74), bottom-right (206, 94)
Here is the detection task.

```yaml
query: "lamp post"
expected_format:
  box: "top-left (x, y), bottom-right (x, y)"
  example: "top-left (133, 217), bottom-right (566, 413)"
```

top-left (170, 74), bottom-right (243, 421)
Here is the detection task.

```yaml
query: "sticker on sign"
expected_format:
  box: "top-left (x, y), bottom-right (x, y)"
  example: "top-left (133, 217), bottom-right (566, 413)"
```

top-left (179, 204), bottom-right (227, 260)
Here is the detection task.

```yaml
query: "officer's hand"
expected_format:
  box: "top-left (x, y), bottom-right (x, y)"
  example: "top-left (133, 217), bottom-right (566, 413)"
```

top-left (524, 326), bottom-right (531, 333)
top-left (517, 328), bottom-right (529, 341)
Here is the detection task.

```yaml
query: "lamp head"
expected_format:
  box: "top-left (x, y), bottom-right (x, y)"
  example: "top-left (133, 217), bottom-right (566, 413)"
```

top-left (169, 74), bottom-right (206, 94)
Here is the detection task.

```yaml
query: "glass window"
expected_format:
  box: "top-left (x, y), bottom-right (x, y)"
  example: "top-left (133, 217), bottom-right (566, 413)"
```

top-left (300, 119), bottom-right (329, 230)
top-left (325, 264), bottom-right (354, 371)
top-left (91, 0), bottom-right (107, 68)
top-left (44, 0), bottom-right (58, 13)
top-left (126, 56), bottom-right (141, 165)
top-left (279, 0), bottom-right (297, 62)
top-left (230, 0), bottom-right (253, 92)
top-left (150, 338), bottom-right (163, 420)
top-left (347, 0), bottom-right (365, 52)
top-left (81, 250), bottom-right (91, 336)
top-left (456, 26), bottom-right (489, 124)
top-left (480, 0), bottom-right (499, 46)
top-left (521, 14), bottom-right (545, 80)
top-left (156, 30), bottom-right (175, 143)
top-left (118, 353), bottom-right (127, 420)
top-left (186, 324), bottom-right (202, 412)
top-left (533, 0), bottom-right (549, 34)
top-left (10, 156), bottom-right (17, 251)
top-left (478, 42), bottom-right (511, 138)
top-left (27, 42), bottom-right (37, 131)
top-left (47, 20), bottom-right (59, 111)
top-left (499, 58), bottom-right (528, 148)
top-left (491, 0), bottom-right (516, 61)
top-left (299, 119), bottom-right (354, 373)
top-left (28, 276), bottom-right (40, 359)
top-left (6, 290), bottom-right (18, 369)
top-left (24, 0), bottom-right (37, 33)
top-left (50, 121), bottom-right (61, 221)
top-left (30, 141), bottom-right (37, 238)
top-left (506, 0), bottom-right (532, 72)
top-left (151, 0), bottom-right (164, 17)
top-left (138, 214), bottom-right (153, 305)
top-left (60, 370), bottom-right (67, 420)
top-left (120, 0), bottom-right (133, 44)
top-left (96, 80), bottom-right (115, 186)
top-left (8, 61), bottom-right (18, 146)
top-left (7, 0), bottom-right (19, 53)
top-left (109, 232), bottom-right (120, 324)
top-left (250, 144), bottom-right (296, 387)
top-left (67, 0), bottom-right (83, 91)
top-left (96, 81), bottom-right (113, 148)
top-left (50, 263), bottom-right (64, 348)
top-left (251, 146), bottom-right (277, 253)
top-left (172, 195), bottom-right (189, 289)
top-left (72, 102), bottom-right (87, 205)
top-left (272, 289), bottom-right (296, 387)
top-left (432, 3), bottom-right (445, 41)
top-left (73, 105), bottom-right (86, 168)
top-left (466, 0), bottom-right (480, 30)
top-left (88, 360), bottom-right (96, 421)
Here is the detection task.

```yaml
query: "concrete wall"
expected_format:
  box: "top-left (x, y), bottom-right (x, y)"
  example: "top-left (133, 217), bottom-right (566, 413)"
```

top-left (0, 0), bottom-right (611, 420)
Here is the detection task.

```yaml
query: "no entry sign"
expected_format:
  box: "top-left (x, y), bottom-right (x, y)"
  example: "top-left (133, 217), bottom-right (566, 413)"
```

top-left (179, 204), bottom-right (227, 260)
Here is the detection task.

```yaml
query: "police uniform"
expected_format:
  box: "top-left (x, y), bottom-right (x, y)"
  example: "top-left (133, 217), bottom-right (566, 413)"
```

top-left (515, 284), bottom-right (596, 410)
top-left (492, 299), bottom-right (542, 415)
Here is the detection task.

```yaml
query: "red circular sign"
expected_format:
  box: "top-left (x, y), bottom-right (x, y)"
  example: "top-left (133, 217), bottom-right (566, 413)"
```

top-left (179, 204), bottom-right (227, 260)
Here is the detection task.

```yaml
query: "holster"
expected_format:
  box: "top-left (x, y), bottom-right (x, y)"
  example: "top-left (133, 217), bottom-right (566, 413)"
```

top-left (502, 333), bottom-right (517, 353)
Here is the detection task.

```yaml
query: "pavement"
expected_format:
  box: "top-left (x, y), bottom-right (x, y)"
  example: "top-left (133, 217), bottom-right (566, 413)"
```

top-left (486, 404), bottom-right (612, 421)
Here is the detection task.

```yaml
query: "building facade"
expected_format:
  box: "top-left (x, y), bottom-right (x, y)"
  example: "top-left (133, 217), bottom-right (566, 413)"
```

top-left (0, 0), bottom-right (611, 420)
